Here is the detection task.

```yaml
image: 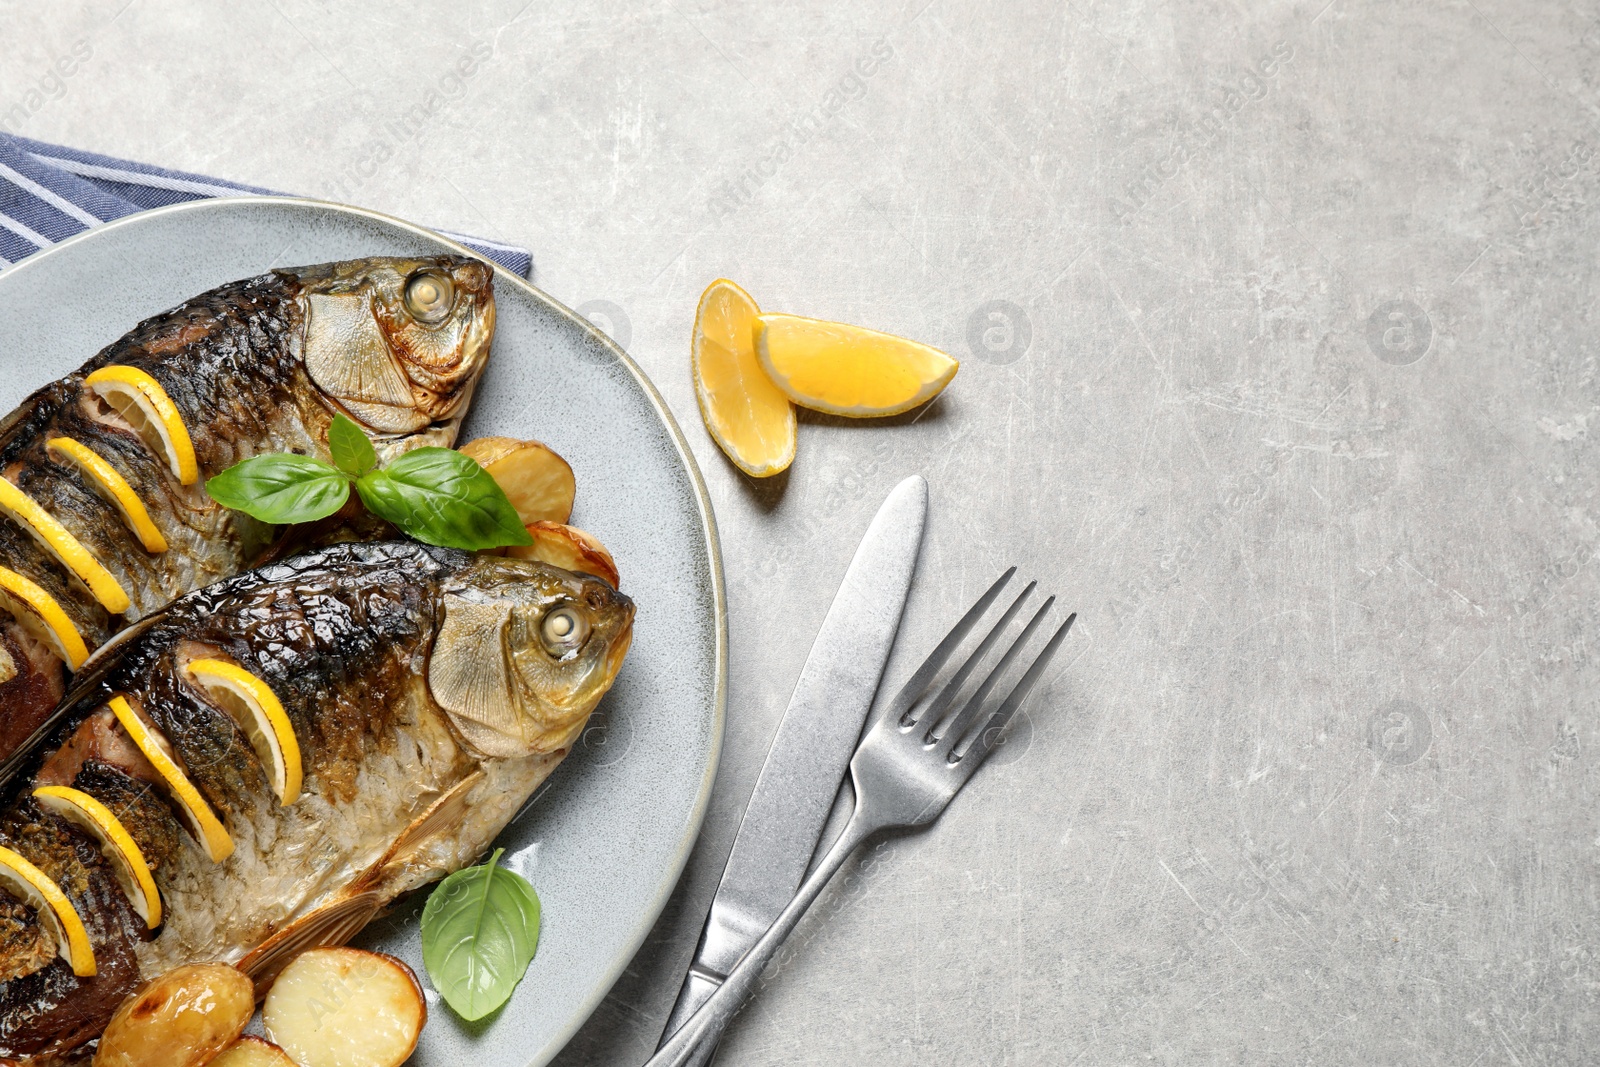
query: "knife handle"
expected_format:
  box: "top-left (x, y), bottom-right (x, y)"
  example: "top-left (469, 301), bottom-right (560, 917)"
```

top-left (643, 808), bottom-right (881, 1067)
top-left (660, 971), bottom-right (723, 1065)
top-left (679, 1033), bottom-right (720, 1067)
top-left (660, 968), bottom-right (720, 1042)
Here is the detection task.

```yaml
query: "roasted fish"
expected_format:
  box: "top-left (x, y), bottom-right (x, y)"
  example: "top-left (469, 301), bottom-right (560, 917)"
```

top-left (0, 539), bottom-right (633, 1063)
top-left (0, 257), bottom-right (495, 753)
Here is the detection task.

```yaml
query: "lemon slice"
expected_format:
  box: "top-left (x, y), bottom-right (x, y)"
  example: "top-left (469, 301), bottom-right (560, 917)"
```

top-left (691, 280), bottom-right (796, 477)
top-left (754, 313), bottom-right (959, 418)
top-left (0, 480), bottom-right (130, 614)
top-left (0, 566), bottom-right (89, 670)
top-left (185, 659), bottom-right (301, 805)
top-left (33, 786), bottom-right (161, 929)
top-left (83, 366), bottom-right (198, 486)
top-left (0, 845), bottom-right (95, 976)
top-left (46, 438), bottom-right (168, 554)
top-left (108, 696), bottom-right (233, 863)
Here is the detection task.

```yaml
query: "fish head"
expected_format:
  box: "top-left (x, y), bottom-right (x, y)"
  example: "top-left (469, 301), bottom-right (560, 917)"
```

top-left (290, 255), bottom-right (496, 450)
top-left (427, 555), bottom-right (635, 759)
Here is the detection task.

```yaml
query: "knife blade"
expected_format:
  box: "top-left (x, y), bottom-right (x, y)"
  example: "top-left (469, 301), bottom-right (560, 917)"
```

top-left (657, 474), bottom-right (927, 1056)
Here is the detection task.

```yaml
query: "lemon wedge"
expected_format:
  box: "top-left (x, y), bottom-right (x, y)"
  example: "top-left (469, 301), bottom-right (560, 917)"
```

top-left (83, 366), bottom-right (198, 486)
top-left (754, 313), bottom-right (959, 417)
top-left (0, 480), bottom-right (130, 614)
top-left (185, 659), bottom-right (301, 805)
top-left (0, 844), bottom-right (95, 976)
top-left (33, 786), bottom-right (161, 929)
top-left (109, 696), bottom-right (233, 863)
top-left (46, 438), bottom-right (168, 553)
top-left (692, 280), bottom-right (796, 477)
top-left (0, 566), bottom-right (89, 669)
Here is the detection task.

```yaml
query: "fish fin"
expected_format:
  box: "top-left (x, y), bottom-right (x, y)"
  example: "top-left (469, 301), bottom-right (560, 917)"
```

top-left (304, 294), bottom-right (429, 433)
top-left (238, 891), bottom-right (383, 995)
top-left (363, 769), bottom-right (486, 887)
top-left (336, 398), bottom-right (432, 434)
top-left (0, 613), bottom-right (164, 788)
top-left (427, 596), bottom-right (536, 758)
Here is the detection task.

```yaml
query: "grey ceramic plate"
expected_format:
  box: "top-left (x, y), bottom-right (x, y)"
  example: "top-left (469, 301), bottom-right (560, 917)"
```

top-left (0, 197), bottom-right (726, 1067)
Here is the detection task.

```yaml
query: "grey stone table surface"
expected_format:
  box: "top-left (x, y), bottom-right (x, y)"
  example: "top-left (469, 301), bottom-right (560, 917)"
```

top-left (3, 0), bottom-right (1596, 1063)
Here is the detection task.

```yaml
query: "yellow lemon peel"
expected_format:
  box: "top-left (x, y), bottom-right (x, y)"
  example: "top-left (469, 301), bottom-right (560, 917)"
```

top-left (0, 479), bottom-right (130, 614)
top-left (0, 566), bottom-right (89, 669)
top-left (185, 659), bottom-right (301, 805)
top-left (754, 313), bottom-right (958, 418)
top-left (47, 437), bottom-right (168, 553)
top-left (0, 845), bottom-right (95, 976)
top-left (33, 786), bottom-right (161, 928)
top-left (84, 365), bottom-right (198, 485)
top-left (109, 696), bottom-right (234, 863)
top-left (692, 280), bottom-right (796, 477)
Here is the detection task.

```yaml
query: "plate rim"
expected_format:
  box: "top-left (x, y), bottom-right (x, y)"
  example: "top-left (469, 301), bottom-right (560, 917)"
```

top-left (0, 195), bottom-right (728, 1067)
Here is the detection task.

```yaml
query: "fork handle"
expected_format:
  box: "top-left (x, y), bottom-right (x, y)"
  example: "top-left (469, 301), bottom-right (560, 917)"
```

top-left (643, 806), bottom-right (883, 1067)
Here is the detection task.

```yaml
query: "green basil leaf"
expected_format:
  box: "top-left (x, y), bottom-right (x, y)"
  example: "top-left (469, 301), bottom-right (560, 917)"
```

top-left (355, 447), bottom-right (533, 551)
top-left (205, 454), bottom-right (351, 525)
top-left (328, 411), bottom-right (378, 477)
top-left (420, 848), bottom-right (541, 1021)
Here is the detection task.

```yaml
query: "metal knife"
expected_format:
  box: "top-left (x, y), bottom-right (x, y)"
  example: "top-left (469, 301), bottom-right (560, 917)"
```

top-left (656, 474), bottom-right (928, 1062)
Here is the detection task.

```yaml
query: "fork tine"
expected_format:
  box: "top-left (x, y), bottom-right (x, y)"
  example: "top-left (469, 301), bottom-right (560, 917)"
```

top-left (935, 595), bottom-right (1055, 754)
top-left (958, 612), bottom-right (1077, 767)
top-left (886, 566), bottom-right (1016, 726)
top-left (918, 581), bottom-right (1036, 740)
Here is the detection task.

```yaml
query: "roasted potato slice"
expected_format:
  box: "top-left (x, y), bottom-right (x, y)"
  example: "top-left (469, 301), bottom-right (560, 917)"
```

top-left (93, 963), bottom-right (254, 1067)
top-left (459, 437), bottom-right (576, 525)
top-left (210, 1036), bottom-right (298, 1067)
top-left (455, 435), bottom-right (521, 468)
top-left (505, 522), bottom-right (620, 587)
top-left (262, 947), bottom-right (425, 1067)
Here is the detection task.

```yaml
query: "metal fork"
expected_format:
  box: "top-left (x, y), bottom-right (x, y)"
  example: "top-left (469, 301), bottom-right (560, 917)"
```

top-left (645, 568), bottom-right (1076, 1067)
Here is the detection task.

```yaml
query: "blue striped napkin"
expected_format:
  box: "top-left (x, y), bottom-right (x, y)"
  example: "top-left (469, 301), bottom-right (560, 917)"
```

top-left (0, 134), bottom-right (532, 277)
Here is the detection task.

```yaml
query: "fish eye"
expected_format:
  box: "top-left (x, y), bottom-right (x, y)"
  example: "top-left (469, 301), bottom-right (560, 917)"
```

top-left (404, 272), bottom-right (454, 324)
top-left (540, 605), bottom-right (589, 655)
